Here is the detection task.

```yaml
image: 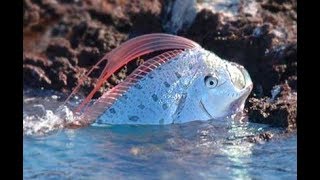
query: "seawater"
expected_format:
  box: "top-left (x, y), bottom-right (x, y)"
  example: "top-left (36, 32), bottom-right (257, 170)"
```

top-left (23, 90), bottom-right (297, 179)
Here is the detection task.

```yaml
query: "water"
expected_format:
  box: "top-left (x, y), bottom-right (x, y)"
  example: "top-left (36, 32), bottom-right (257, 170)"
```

top-left (23, 90), bottom-right (297, 179)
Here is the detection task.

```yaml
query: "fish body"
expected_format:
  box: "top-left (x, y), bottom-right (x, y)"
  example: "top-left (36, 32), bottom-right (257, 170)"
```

top-left (67, 34), bottom-right (253, 126)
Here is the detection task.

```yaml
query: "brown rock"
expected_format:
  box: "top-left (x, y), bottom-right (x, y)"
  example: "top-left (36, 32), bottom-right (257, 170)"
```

top-left (247, 84), bottom-right (296, 130)
top-left (77, 47), bottom-right (101, 68)
top-left (46, 38), bottom-right (75, 61)
top-left (23, 64), bottom-right (51, 88)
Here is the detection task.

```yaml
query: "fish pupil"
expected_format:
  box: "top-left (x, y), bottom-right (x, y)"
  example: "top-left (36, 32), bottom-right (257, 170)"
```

top-left (210, 81), bottom-right (214, 85)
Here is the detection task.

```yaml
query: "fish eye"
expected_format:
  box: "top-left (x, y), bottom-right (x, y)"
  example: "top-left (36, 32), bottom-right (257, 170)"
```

top-left (204, 75), bottom-right (218, 88)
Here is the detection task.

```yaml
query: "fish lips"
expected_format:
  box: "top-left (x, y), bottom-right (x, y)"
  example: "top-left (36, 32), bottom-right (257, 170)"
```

top-left (229, 84), bottom-right (253, 115)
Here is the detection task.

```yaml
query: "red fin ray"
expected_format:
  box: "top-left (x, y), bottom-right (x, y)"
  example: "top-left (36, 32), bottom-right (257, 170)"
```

top-left (66, 33), bottom-right (199, 114)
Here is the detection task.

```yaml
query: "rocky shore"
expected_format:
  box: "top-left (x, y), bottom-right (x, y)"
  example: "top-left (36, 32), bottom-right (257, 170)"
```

top-left (23, 0), bottom-right (297, 132)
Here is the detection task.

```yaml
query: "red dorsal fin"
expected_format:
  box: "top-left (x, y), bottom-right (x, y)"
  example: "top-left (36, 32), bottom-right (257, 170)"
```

top-left (65, 33), bottom-right (199, 113)
top-left (82, 49), bottom-right (184, 123)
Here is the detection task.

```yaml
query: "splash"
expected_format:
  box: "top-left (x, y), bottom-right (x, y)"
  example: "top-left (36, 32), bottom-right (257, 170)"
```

top-left (23, 91), bottom-right (81, 136)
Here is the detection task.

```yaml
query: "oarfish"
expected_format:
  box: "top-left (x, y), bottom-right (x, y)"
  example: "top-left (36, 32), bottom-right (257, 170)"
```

top-left (65, 33), bottom-right (253, 127)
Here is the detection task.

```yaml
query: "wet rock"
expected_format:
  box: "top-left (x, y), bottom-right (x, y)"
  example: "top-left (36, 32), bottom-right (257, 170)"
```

top-left (46, 38), bottom-right (75, 61)
top-left (70, 20), bottom-right (127, 53)
top-left (23, 53), bottom-right (52, 69)
top-left (246, 132), bottom-right (274, 143)
top-left (77, 47), bottom-right (102, 68)
top-left (87, 8), bottom-right (131, 33)
top-left (57, 0), bottom-right (80, 4)
top-left (23, 0), bottom-right (41, 28)
top-left (51, 21), bottom-right (70, 37)
top-left (69, 21), bottom-right (89, 48)
top-left (268, 44), bottom-right (297, 90)
top-left (82, 25), bottom-right (123, 52)
top-left (23, 64), bottom-right (51, 88)
top-left (50, 57), bottom-right (75, 71)
top-left (247, 84), bottom-right (297, 130)
top-left (31, 0), bottom-right (65, 20)
top-left (128, 12), bottom-right (164, 37)
top-left (47, 57), bottom-right (78, 91)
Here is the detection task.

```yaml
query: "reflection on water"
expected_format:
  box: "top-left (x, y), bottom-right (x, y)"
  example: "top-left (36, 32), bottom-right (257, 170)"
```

top-left (222, 122), bottom-right (255, 179)
top-left (23, 90), bottom-right (296, 179)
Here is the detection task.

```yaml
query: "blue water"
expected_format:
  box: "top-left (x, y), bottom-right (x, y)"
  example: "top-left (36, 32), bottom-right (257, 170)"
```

top-left (23, 91), bottom-right (297, 179)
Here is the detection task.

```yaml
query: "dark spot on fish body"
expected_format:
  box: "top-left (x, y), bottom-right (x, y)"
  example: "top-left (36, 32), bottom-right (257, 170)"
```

top-left (138, 104), bottom-right (145, 109)
top-left (95, 118), bottom-right (103, 124)
top-left (189, 64), bottom-right (193, 70)
top-left (122, 94), bottom-right (128, 99)
top-left (107, 113), bottom-right (113, 119)
top-left (162, 103), bottom-right (168, 110)
top-left (164, 82), bottom-right (170, 88)
top-left (172, 93), bottom-right (187, 123)
top-left (109, 108), bottom-right (116, 114)
top-left (148, 74), bottom-right (154, 79)
top-left (129, 116), bottom-right (139, 122)
top-left (134, 83), bottom-right (142, 89)
top-left (175, 72), bottom-right (182, 79)
top-left (152, 94), bottom-right (158, 102)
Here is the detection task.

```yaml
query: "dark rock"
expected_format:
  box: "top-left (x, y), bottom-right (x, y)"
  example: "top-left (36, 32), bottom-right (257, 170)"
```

top-left (128, 12), bottom-right (164, 37)
top-left (23, 64), bottom-right (51, 88)
top-left (247, 84), bottom-right (296, 130)
top-left (77, 47), bottom-right (102, 67)
top-left (69, 21), bottom-right (88, 48)
top-left (31, 0), bottom-right (65, 20)
top-left (23, 53), bottom-right (52, 69)
top-left (46, 38), bottom-right (76, 61)
top-left (51, 57), bottom-right (75, 71)
top-left (51, 22), bottom-right (70, 37)
top-left (246, 132), bottom-right (274, 143)
top-left (23, 0), bottom-right (41, 28)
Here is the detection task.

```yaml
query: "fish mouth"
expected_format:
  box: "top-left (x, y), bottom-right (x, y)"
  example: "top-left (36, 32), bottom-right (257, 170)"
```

top-left (199, 100), bottom-right (213, 119)
top-left (229, 84), bottom-right (253, 114)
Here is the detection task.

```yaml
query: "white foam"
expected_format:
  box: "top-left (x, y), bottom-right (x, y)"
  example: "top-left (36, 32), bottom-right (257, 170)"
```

top-left (23, 104), bottom-right (78, 136)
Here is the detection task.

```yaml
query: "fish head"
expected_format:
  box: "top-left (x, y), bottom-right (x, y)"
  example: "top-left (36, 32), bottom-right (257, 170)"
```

top-left (196, 53), bottom-right (253, 119)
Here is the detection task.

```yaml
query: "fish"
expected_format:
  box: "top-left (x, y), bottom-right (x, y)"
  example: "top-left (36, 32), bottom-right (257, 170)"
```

top-left (65, 33), bottom-right (253, 127)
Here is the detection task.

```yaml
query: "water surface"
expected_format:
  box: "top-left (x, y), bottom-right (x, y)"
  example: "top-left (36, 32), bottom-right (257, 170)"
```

top-left (23, 90), bottom-right (297, 179)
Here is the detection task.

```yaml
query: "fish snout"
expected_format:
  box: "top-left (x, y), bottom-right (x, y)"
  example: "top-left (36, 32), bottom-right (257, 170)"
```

top-left (227, 62), bottom-right (253, 92)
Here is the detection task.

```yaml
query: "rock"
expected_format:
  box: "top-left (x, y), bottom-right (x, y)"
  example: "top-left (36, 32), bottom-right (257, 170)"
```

top-left (247, 83), bottom-right (297, 130)
top-left (77, 47), bottom-right (101, 68)
top-left (23, 53), bottom-right (52, 69)
top-left (246, 132), bottom-right (274, 143)
top-left (23, 64), bottom-right (51, 88)
top-left (46, 38), bottom-right (75, 61)
top-left (23, 0), bottom-right (41, 28)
